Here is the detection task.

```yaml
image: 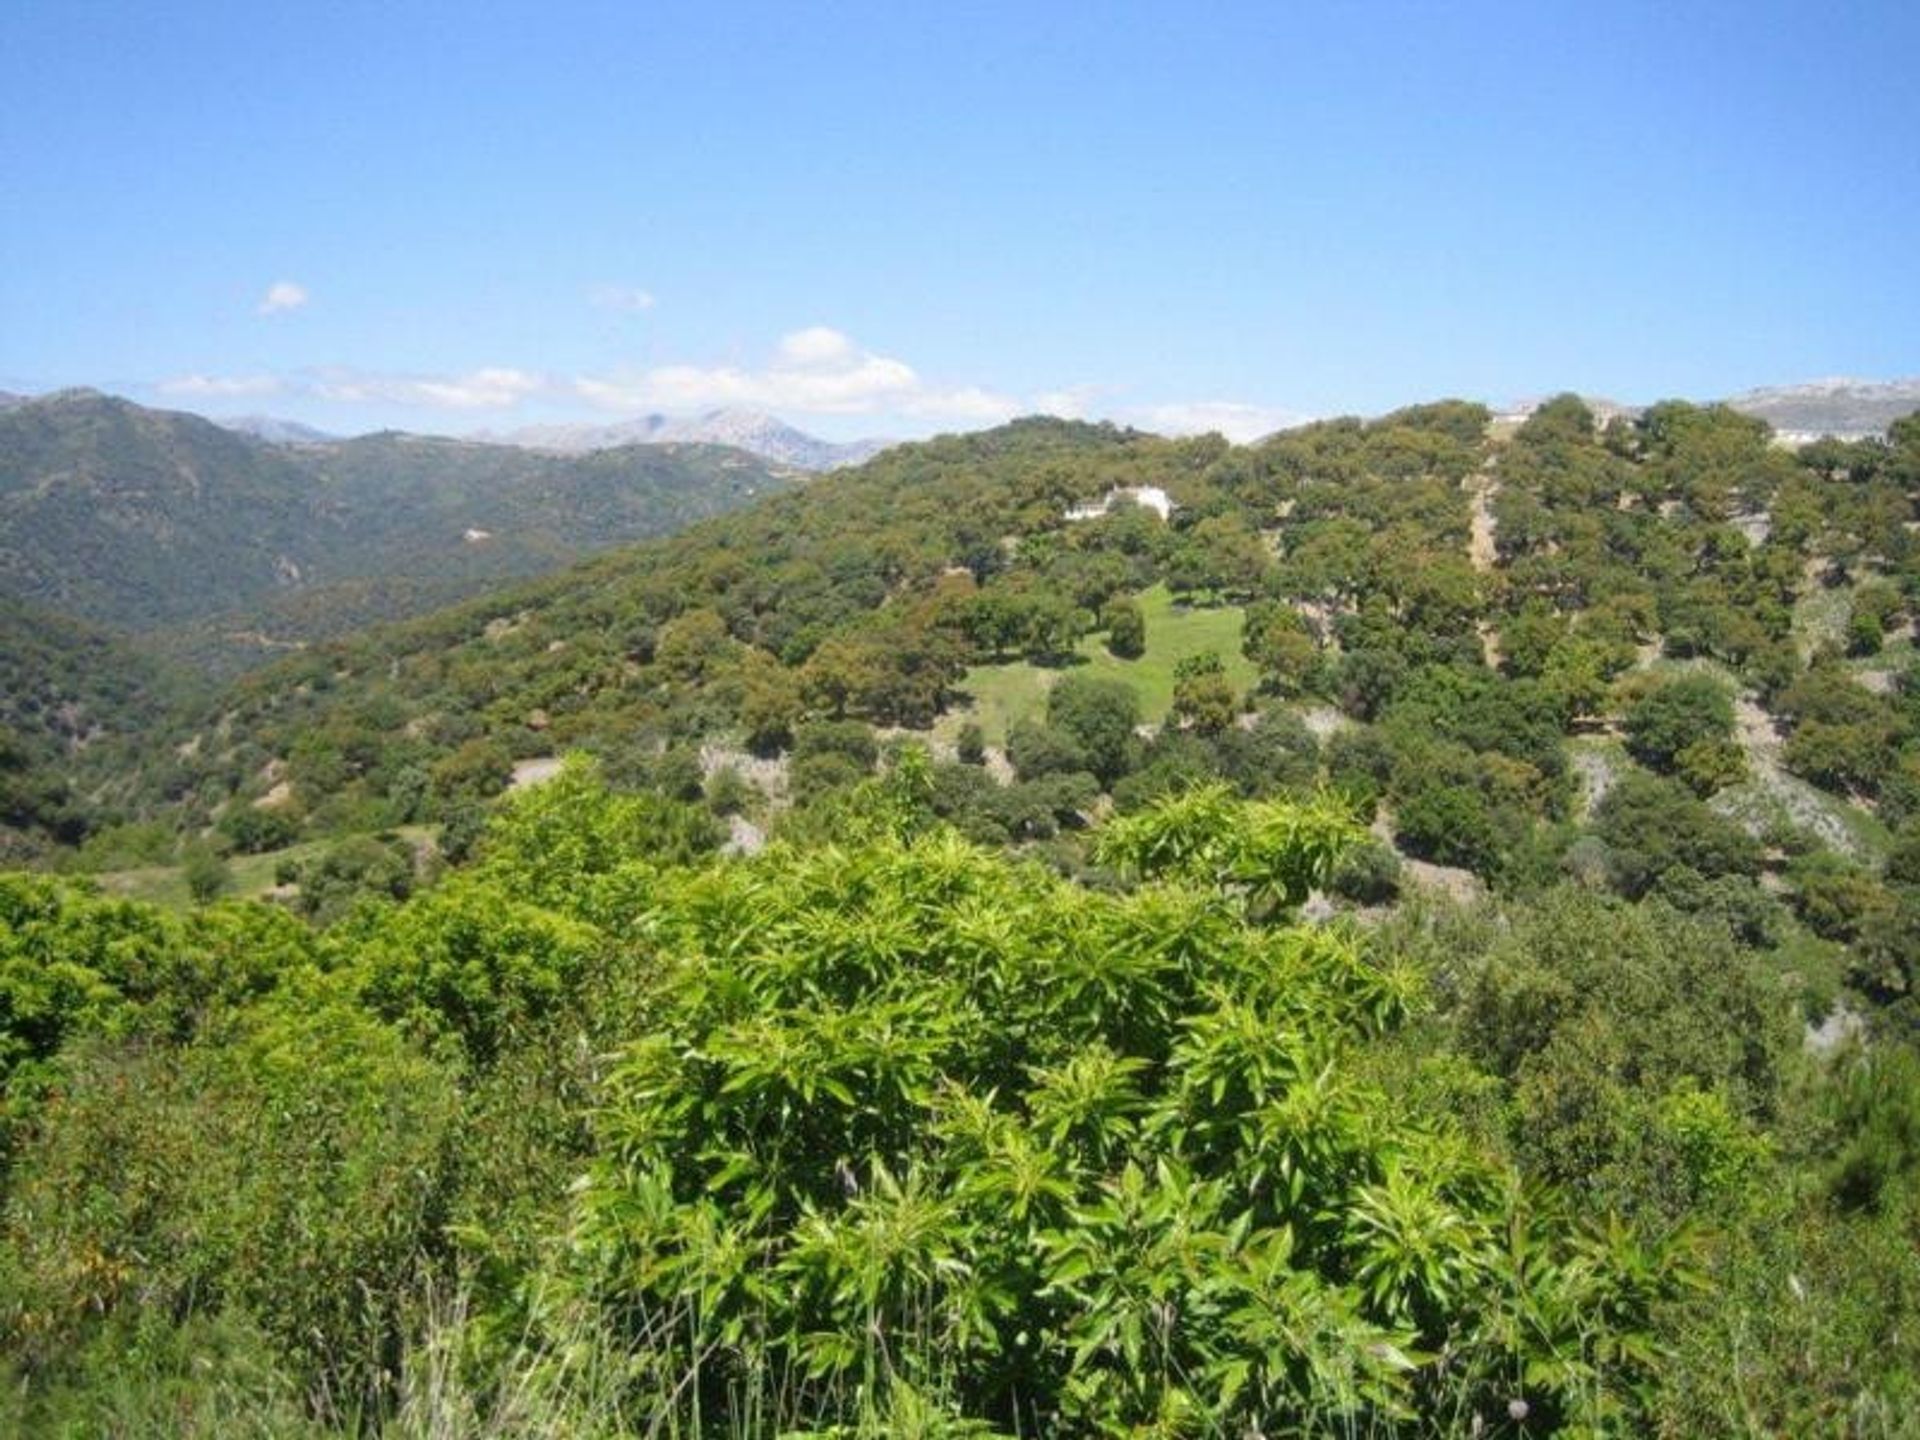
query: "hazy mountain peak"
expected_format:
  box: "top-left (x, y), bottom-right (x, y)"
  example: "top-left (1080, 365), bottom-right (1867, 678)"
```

top-left (36, 386), bottom-right (113, 408)
top-left (218, 414), bottom-right (339, 445)
top-left (495, 409), bottom-right (889, 471)
top-left (1722, 377), bottom-right (1920, 438)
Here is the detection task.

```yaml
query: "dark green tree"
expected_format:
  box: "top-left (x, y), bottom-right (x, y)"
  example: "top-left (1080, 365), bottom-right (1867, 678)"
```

top-left (1101, 595), bottom-right (1146, 659)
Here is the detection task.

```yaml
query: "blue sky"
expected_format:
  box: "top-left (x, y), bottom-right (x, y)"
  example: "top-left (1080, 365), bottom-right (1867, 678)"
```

top-left (3, 1), bottom-right (1916, 441)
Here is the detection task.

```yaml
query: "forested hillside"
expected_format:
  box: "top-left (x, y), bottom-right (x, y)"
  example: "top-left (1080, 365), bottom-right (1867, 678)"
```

top-left (49, 401), bottom-right (1920, 1017)
top-left (4, 397), bottom-right (1920, 1435)
top-left (0, 597), bottom-right (186, 861)
top-left (0, 390), bottom-right (799, 656)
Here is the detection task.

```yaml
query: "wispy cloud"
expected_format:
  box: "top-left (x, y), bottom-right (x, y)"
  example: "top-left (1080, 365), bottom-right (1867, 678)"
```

top-left (575, 326), bottom-right (1020, 423)
top-left (146, 327), bottom-right (1301, 440)
top-left (1134, 399), bottom-right (1302, 443)
top-left (311, 366), bottom-right (547, 410)
top-left (1033, 385), bottom-right (1104, 421)
top-left (256, 280), bottom-right (310, 316)
top-left (777, 325), bottom-right (854, 365)
top-left (158, 373), bottom-right (284, 399)
top-left (591, 284), bottom-right (656, 313)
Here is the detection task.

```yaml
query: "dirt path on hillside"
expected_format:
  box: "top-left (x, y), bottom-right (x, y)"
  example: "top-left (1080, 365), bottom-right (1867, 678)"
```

top-left (1467, 472), bottom-right (1498, 574)
top-left (1466, 467), bottom-right (1502, 667)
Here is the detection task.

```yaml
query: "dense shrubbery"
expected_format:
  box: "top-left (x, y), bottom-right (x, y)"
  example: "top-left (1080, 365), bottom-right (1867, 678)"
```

top-left (2, 768), bottom-right (1916, 1435)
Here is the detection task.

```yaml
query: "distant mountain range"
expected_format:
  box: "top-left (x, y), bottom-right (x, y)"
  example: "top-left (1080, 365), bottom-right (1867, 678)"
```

top-left (4, 373), bottom-right (1912, 664)
top-left (208, 404), bottom-right (890, 472)
top-left (1494, 378), bottom-right (1920, 442)
top-left (220, 414), bottom-right (339, 444)
top-left (182, 377), bottom-right (1920, 464)
top-left (491, 408), bottom-right (892, 471)
top-left (0, 389), bottom-right (799, 664)
top-left (1721, 378), bottom-right (1920, 439)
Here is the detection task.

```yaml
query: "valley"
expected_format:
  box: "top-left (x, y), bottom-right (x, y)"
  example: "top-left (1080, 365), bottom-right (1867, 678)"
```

top-left (0, 389), bottom-right (804, 665)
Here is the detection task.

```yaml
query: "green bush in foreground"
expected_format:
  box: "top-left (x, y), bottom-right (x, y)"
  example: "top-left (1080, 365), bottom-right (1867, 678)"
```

top-left (562, 790), bottom-right (1688, 1434)
top-left (2, 767), bottom-right (1914, 1436)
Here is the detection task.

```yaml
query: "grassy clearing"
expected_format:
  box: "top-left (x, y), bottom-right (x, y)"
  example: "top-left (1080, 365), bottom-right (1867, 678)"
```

top-left (95, 825), bottom-right (438, 911)
top-left (1793, 575), bottom-right (1853, 658)
top-left (936, 585), bottom-right (1256, 744)
top-left (1567, 733), bottom-right (1630, 821)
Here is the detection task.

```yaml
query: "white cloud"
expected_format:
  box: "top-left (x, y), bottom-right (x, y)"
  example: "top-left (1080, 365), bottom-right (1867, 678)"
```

top-left (592, 284), bottom-right (656, 313)
top-left (146, 328), bottom-right (1297, 438)
top-left (907, 385), bottom-right (1022, 423)
top-left (157, 373), bottom-right (283, 398)
top-left (575, 327), bottom-right (1017, 422)
top-left (312, 366), bottom-right (547, 410)
top-left (777, 325), bottom-right (857, 367)
top-left (256, 281), bottom-right (309, 315)
top-left (1135, 400), bottom-right (1302, 444)
top-left (1033, 385), bottom-right (1102, 420)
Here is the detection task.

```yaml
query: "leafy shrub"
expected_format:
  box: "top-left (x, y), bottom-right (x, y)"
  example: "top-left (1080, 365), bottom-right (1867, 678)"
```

top-left (1329, 836), bottom-right (1403, 905)
top-left (955, 720), bottom-right (986, 766)
top-left (1170, 651), bottom-right (1238, 733)
top-left (1591, 771), bottom-right (1761, 898)
top-left (1100, 595), bottom-right (1145, 658)
top-left (1, 996), bottom-right (457, 1415)
top-left (564, 796), bottom-right (1686, 1433)
top-left (216, 803), bottom-right (302, 856)
top-left (292, 833), bottom-right (416, 926)
top-left (182, 843), bottom-right (230, 904)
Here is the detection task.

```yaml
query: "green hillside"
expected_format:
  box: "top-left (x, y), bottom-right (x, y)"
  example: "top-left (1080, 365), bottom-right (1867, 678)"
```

top-left (0, 390), bottom-right (799, 646)
top-left (0, 596), bottom-right (186, 857)
top-left (0, 390), bottom-right (329, 627)
top-left (5, 399), bottom-right (1920, 1434)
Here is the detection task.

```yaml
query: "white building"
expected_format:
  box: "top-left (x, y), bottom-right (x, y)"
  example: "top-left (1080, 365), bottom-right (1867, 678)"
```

top-left (1065, 485), bottom-right (1175, 523)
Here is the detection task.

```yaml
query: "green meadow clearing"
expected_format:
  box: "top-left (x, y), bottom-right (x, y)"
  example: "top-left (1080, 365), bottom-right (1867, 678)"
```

top-left (936, 585), bottom-right (1257, 745)
top-left (95, 825), bottom-right (438, 910)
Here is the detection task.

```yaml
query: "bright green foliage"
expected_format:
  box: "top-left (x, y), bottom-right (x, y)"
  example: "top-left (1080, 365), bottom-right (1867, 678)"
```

top-left (566, 796), bottom-right (1683, 1434)
top-left (1, 763), bottom-right (1914, 1432)
top-left (2, 995), bottom-right (457, 1414)
top-left (1, 875), bottom-right (139, 1094)
top-left (1, 876), bottom-right (311, 1106)
top-left (344, 875), bottom-right (601, 1066)
top-left (1092, 782), bottom-right (1360, 913)
top-left (472, 754), bottom-right (722, 909)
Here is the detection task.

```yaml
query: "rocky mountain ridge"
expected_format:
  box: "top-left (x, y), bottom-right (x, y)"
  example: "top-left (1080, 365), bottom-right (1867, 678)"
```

top-left (496, 407), bottom-right (890, 470)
